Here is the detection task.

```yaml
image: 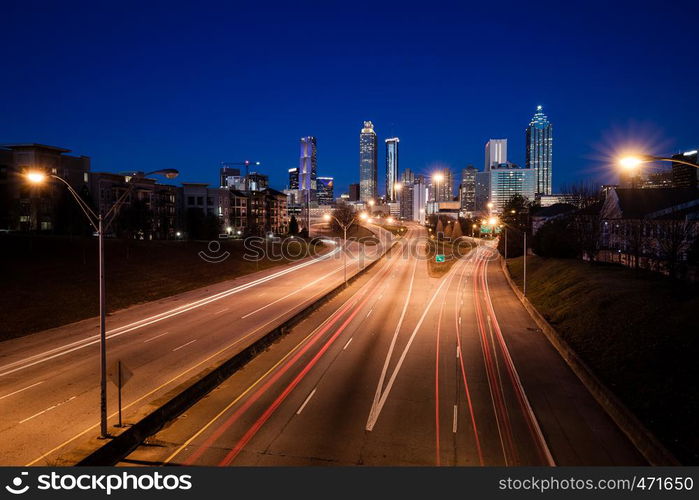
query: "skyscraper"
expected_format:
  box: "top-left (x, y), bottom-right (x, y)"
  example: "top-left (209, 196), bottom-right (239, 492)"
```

top-left (385, 137), bottom-right (400, 202)
top-left (359, 121), bottom-right (378, 202)
top-left (476, 162), bottom-right (535, 212)
top-left (459, 165), bottom-right (477, 211)
top-left (485, 139), bottom-right (507, 170)
top-left (526, 105), bottom-right (553, 195)
top-left (299, 136), bottom-right (318, 201)
top-left (671, 150), bottom-right (698, 189)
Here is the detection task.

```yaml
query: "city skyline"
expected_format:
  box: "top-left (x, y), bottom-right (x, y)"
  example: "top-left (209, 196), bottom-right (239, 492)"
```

top-left (2, 3), bottom-right (697, 198)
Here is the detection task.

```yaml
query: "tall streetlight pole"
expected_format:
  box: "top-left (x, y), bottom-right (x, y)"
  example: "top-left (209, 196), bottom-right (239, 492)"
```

top-left (25, 168), bottom-right (178, 438)
top-left (620, 154), bottom-right (699, 170)
top-left (323, 212), bottom-right (366, 286)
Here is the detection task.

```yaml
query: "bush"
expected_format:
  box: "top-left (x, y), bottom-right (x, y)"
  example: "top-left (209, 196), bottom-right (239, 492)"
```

top-left (532, 217), bottom-right (578, 258)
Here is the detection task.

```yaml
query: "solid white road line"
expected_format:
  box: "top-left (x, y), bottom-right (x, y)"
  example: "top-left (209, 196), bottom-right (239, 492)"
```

top-left (0, 247), bottom-right (342, 378)
top-left (0, 381), bottom-right (44, 401)
top-left (366, 259), bottom-right (458, 431)
top-left (172, 339), bottom-right (197, 352)
top-left (143, 332), bottom-right (170, 343)
top-left (343, 338), bottom-right (353, 350)
top-left (453, 405), bottom-right (458, 433)
top-left (296, 388), bottom-right (317, 415)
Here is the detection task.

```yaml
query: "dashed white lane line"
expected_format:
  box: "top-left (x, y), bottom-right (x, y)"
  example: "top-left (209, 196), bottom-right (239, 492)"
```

top-left (366, 307), bottom-right (374, 318)
top-left (144, 332), bottom-right (169, 343)
top-left (296, 388), bottom-right (317, 415)
top-left (453, 405), bottom-right (458, 433)
top-left (343, 338), bottom-right (353, 350)
top-left (172, 339), bottom-right (197, 352)
top-left (456, 346), bottom-right (460, 359)
top-left (20, 396), bottom-right (77, 424)
top-left (0, 381), bottom-right (44, 401)
top-left (213, 308), bottom-right (229, 315)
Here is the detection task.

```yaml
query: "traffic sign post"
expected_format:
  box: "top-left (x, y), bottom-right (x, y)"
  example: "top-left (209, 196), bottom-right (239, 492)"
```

top-left (435, 254), bottom-right (445, 263)
top-left (109, 360), bottom-right (133, 428)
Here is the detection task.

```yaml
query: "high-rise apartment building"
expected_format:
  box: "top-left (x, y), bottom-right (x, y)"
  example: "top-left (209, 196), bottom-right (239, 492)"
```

top-left (359, 121), bottom-right (378, 202)
top-left (485, 139), bottom-right (507, 171)
top-left (385, 137), bottom-right (399, 202)
top-left (349, 183), bottom-right (360, 201)
top-left (525, 105), bottom-right (553, 195)
top-left (429, 168), bottom-right (453, 202)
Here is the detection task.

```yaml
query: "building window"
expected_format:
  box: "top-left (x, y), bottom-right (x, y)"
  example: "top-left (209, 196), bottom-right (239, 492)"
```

top-left (197, 196), bottom-right (203, 205)
top-left (40, 221), bottom-right (52, 231)
top-left (83, 172), bottom-right (89, 183)
top-left (187, 196), bottom-right (195, 205)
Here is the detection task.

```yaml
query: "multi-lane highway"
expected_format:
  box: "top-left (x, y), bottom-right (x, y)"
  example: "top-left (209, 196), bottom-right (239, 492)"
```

top-left (122, 227), bottom-right (646, 466)
top-left (0, 227), bottom-right (393, 466)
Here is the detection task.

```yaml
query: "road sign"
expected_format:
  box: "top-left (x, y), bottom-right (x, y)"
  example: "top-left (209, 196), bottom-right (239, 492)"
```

top-left (109, 360), bottom-right (133, 388)
top-left (109, 360), bottom-right (133, 428)
top-left (435, 254), bottom-right (446, 263)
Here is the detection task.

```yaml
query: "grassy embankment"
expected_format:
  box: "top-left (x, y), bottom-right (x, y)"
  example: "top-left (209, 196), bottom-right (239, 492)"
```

top-left (507, 256), bottom-right (699, 464)
top-left (426, 237), bottom-right (477, 277)
top-left (0, 234), bottom-right (326, 341)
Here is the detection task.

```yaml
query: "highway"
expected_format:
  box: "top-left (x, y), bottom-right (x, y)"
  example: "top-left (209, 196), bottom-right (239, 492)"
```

top-left (122, 227), bottom-right (646, 466)
top-left (0, 227), bottom-right (393, 466)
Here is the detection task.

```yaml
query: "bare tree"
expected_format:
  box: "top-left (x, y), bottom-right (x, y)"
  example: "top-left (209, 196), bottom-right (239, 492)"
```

top-left (560, 180), bottom-right (602, 209)
top-left (330, 202), bottom-right (356, 233)
top-left (657, 216), bottom-right (694, 279)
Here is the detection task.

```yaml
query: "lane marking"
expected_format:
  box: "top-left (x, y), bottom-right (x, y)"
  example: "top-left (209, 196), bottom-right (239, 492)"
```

top-left (0, 381), bottom-right (44, 401)
top-left (456, 346), bottom-right (460, 359)
top-left (162, 237), bottom-right (408, 465)
top-left (19, 396), bottom-right (76, 424)
top-left (366, 307), bottom-right (374, 318)
top-left (1, 247), bottom-right (342, 378)
top-left (367, 259), bottom-right (457, 431)
top-left (214, 308), bottom-right (229, 315)
top-left (143, 332), bottom-right (169, 343)
top-left (173, 340), bottom-right (197, 352)
top-left (296, 388), bottom-right (317, 415)
top-left (26, 237), bottom-right (400, 467)
top-left (343, 338), bottom-right (353, 350)
top-left (453, 405), bottom-right (458, 433)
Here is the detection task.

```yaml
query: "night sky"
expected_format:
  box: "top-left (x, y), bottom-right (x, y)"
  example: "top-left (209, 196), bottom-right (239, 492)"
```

top-left (2, 1), bottom-right (698, 195)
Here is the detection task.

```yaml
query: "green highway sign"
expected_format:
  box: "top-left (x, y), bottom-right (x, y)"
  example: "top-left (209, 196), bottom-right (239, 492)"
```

top-left (435, 254), bottom-right (446, 263)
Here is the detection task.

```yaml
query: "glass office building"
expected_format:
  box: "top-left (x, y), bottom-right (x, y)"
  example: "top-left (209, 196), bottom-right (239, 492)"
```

top-left (525, 105), bottom-right (553, 195)
top-left (359, 121), bottom-right (378, 202)
top-left (385, 137), bottom-right (399, 202)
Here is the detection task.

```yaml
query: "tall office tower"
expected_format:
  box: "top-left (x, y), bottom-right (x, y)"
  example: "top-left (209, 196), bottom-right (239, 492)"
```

top-left (399, 168), bottom-right (415, 220)
top-left (485, 139), bottom-right (507, 171)
top-left (299, 136), bottom-right (318, 202)
top-left (477, 162), bottom-right (535, 212)
top-left (359, 121), bottom-right (378, 202)
top-left (316, 176), bottom-right (335, 205)
top-left (526, 105), bottom-right (553, 195)
top-left (459, 164), bottom-right (477, 211)
top-left (349, 183), bottom-right (360, 201)
top-left (385, 137), bottom-right (400, 202)
top-left (671, 149), bottom-right (698, 189)
top-left (429, 168), bottom-right (453, 202)
top-left (412, 175), bottom-right (428, 224)
top-left (219, 165), bottom-right (241, 188)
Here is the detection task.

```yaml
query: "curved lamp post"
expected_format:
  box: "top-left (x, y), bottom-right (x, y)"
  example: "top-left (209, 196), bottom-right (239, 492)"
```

top-left (25, 168), bottom-right (179, 438)
top-left (620, 154), bottom-right (699, 170)
top-left (323, 212), bottom-right (361, 286)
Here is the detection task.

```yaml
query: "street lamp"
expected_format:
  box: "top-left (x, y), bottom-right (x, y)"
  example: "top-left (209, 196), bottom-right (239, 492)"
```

top-left (323, 212), bottom-right (357, 286)
top-left (25, 167), bottom-right (179, 439)
top-left (387, 217), bottom-right (395, 224)
top-left (359, 212), bottom-right (369, 220)
top-left (619, 154), bottom-right (699, 170)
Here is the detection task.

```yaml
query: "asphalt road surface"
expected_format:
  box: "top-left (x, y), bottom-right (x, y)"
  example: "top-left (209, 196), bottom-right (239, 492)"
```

top-left (0, 226), bottom-right (393, 466)
top-left (123, 227), bottom-right (645, 466)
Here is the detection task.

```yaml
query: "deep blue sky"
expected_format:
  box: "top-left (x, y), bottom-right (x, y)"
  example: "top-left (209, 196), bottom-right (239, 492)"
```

top-left (2, 1), bottom-right (698, 195)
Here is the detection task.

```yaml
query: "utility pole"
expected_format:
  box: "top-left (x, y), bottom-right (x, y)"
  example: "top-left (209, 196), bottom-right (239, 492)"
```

top-left (523, 231), bottom-right (527, 297)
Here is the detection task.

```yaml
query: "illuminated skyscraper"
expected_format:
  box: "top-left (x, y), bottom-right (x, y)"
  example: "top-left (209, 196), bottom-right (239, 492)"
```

top-left (359, 121), bottom-right (378, 202)
top-left (385, 137), bottom-right (400, 202)
top-left (317, 176), bottom-right (334, 205)
top-left (526, 105), bottom-right (553, 195)
top-left (299, 136), bottom-right (317, 201)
